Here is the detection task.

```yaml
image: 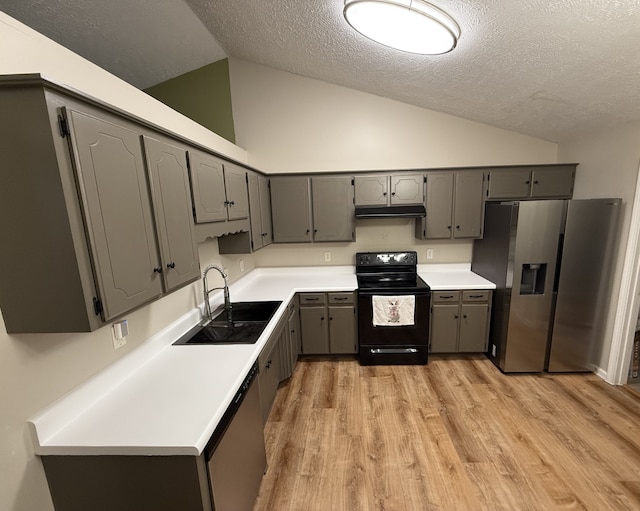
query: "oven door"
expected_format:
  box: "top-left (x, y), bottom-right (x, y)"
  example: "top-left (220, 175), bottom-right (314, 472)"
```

top-left (357, 288), bottom-right (430, 365)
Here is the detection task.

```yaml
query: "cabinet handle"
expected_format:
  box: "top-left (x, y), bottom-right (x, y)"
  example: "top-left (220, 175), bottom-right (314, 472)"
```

top-left (306, 229), bottom-right (310, 234)
top-left (463, 315), bottom-right (467, 319)
top-left (334, 297), bottom-right (348, 301)
top-left (468, 294), bottom-right (484, 298)
top-left (525, 180), bottom-right (530, 184)
top-left (329, 317), bottom-right (333, 321)
top-left (456, 225), bottom-right (460, 230)
top-left (305, 297), bottom-right (320, 302)
top-left (166, 262), bottom-right (175, 269)
top-left (534, 180), bottom-right (539, 184)
top-left (224, 200), bottom-right (230, 205)
top-left (314, 229), bottom-right (318, 233)
top-left (391, 192), bottom-right (396, 196)
top-left (383, 192), bottom-right (387, 196)
top-left (153, 267), bottom-right (163, 274)
top-left (230, 200), bottom-right (235, 205)
top-left (454, 315), bottom-right (459, 319)
top-left (440, 295), bottom-right (455, 299)
top-left (447, 225), bottom-right (452, 230)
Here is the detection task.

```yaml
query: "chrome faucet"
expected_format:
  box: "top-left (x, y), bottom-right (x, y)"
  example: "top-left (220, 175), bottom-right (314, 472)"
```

top-left (202, 264), bottom-right (232, 324)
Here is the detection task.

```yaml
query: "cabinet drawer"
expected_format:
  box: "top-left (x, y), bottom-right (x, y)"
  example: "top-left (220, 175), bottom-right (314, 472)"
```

top-left (328, 292), bottom-right (354, 305)
top-left (462, 290), bottom-right (490, 302)
top-left (298, 293), bottom-right (327, 306)
top-left (432, 291), bottom-right (461, 303)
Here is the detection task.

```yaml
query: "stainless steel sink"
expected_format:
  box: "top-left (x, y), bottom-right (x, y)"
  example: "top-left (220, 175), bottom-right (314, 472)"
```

top-left (173, 301), bottom-right (282, 345)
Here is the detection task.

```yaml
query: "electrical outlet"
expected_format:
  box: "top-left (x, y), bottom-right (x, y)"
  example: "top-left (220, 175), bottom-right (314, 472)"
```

top-left (426, 249), bottom-right (434, 260)
top-left (112, 320), bottom-right (128, 350)
top-left (239, 259), bottom-right (245, 272)
top-left (492, 344), bottom-right (497, 357)
top-left (324, 251), bottom-right (331, 262)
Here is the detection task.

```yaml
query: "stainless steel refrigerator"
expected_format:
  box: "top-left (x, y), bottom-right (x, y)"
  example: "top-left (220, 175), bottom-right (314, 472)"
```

top-left (472, 199), bottom-right (620, 373)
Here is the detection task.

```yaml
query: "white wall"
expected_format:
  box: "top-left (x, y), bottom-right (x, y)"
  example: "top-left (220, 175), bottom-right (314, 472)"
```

top-left (0, 13), bottom-right (253, 511)
top-left (558, 123), bottom-right (640, 378)
top-left (229, 58), bottom-right (558, 173)
top-left (229, 58), bottom-right (560, 268)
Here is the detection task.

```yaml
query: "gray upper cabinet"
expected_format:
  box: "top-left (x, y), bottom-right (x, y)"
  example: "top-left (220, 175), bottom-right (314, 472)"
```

top-left (142, 136), bottom-right (200, 291)
top-left (66, 107), bottom-right (164, 321)
top-left (223, 163), bottom-right (250, 220)
top-left (390, 174), bottom-right (424, 204)
top-left (311, 176), bottom-right (355, 242)
top-left (188, 150), bottom-right (249, 223)
top-left (0, 83), bottom-right (202, 333)
top-left (247, 172), bottom-right (270, 251)
top-left (270, 177), bottom-right (313, 243)
top-left (417, 171), bottom-right (484, 240)
top-left (354, 174), bottom-right (423, 206)
top-left (486, 165), bottom-right (576, 200)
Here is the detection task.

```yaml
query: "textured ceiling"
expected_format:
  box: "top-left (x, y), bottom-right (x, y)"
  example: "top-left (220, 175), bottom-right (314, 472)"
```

top-left (2, 0), bottom-right (640, 141)
top-left (0, 0), bottom-right (226, 89)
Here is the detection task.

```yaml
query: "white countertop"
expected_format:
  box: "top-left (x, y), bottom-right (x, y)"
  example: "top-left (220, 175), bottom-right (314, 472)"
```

top-left (28, 264), bottom-right (494, 457)
top-left (418, 263), bottom-right (496, 290)
top-left (28, 266), bottom-right (357, 457)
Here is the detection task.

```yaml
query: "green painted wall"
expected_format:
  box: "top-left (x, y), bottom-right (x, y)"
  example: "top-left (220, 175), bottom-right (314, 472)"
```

top-left (145, 59), bottom-right (236, 143)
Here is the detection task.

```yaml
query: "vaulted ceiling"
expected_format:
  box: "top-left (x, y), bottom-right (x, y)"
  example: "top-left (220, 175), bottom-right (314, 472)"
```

top-left (2, 0), bottom-right (640, 142)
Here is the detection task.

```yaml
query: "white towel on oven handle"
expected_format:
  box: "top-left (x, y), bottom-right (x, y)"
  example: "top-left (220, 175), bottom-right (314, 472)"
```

top-left (372, 295), bottom-right (415, 326)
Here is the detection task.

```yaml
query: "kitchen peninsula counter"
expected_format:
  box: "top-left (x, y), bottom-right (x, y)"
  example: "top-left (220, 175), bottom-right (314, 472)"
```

top-left (28, 264), bottom-right (494, 458)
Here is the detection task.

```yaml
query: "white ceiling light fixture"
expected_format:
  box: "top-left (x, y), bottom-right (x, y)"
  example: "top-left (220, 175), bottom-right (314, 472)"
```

top-left (343, 0), bottom-right (460, 55)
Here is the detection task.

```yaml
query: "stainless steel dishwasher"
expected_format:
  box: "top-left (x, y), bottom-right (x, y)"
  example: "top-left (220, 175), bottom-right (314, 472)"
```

top-left (204, 362), bottom-right (267, 511)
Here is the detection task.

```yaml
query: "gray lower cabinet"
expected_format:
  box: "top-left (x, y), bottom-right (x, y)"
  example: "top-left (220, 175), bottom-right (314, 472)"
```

top-left (41, 455), bottom-right (213, 511)
top-left (0, 85), bottom-right (201, 333)
top-left (486, 165), bottom-right (576, 200)
top-left (430, 290), bottom-right (492, 353)
top-left (280, 299), bottom-right (300, 380)
top-left (188, 150), bottom-right (249, 223)
top-left (299, 292), bottom-right (357, 354)
top-left (258, 322), bottom-right (282, 423)
top-left (416, 171), bottom-right (484, 240)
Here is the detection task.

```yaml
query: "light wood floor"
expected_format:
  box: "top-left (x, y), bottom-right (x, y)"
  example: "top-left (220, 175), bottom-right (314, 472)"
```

top-left (254, 355), bottom-right (640, 511)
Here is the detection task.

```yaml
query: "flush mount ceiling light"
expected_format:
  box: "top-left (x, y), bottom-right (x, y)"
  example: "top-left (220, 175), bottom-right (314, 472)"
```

top-left (343, 0), bottom-right (460, 55)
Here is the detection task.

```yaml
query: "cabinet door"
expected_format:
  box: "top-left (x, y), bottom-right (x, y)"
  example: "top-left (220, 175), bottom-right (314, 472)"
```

top-left (458, 303), bottom-right (489, 352)
top-left (223, 163), bottom-right (249, 220)
top-left (270, 177), bottom-right (313, 243)
top-left (288, 305), bottom-right (300, 370)
top-left (453, 172), bottom-right (484, 238)
top-left (354, 175), bottom-right (388, 205)
top-left (329, 306), bottom-right (357, 354)
top-left (530, 167), bottom-right (575, 198)
top-left (425, 173), bottom-right (454, 239)
top-left (258, 339), bottom-right (281, 423)
top-left (188, 150), bottom-right (227, 222)
top-left (300, 306), bottom-right (329, 354)
top-left (247, 172), bottom-right (264, 251)
top-left (258, 175), bottom-right (273, 247)
top-left (430, 305), bottom-right (459, 353)
top-left (312, 176), bottom-right (355, 242)
top-left (143, 136), bottom-right (200, 291)
top-left (487, 169), bottom-right (531, 199)
top-left (390, 174), bottom-right (424, 205)
top-left (66, 108), bottom-right (162, 321)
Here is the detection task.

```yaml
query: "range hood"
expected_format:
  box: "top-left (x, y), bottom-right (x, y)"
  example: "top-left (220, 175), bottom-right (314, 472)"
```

top-left (355, 204), bottom-right (426, 219)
